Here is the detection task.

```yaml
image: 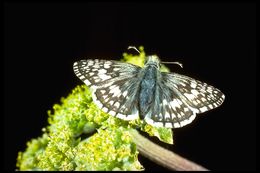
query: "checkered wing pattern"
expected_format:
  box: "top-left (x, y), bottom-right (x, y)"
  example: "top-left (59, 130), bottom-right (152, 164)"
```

top-left (144, 72), bottom-right (225, 128)
top-left (73, 59), bottom-right (142, 120)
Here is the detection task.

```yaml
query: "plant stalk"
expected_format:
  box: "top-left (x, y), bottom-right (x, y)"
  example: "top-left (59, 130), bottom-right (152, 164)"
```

top-left (130, 129), bottom-right (209, 171)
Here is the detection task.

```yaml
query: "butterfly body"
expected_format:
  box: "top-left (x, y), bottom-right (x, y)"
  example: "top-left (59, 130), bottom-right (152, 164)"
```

top-left (139, 60), bottom-right (158, 118)
top-left (73, 55), bottom-right (225, 128)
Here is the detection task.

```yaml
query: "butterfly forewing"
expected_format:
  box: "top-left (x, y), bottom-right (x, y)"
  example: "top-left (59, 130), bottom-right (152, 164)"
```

top-left (163, 73), bottom-right (225, 112)
top-left (73, 59), bottom-right (142, 120)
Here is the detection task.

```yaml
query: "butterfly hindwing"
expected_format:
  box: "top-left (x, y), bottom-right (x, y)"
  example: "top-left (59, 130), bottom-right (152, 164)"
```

top-left (144, 78), bottom-right (197, 128)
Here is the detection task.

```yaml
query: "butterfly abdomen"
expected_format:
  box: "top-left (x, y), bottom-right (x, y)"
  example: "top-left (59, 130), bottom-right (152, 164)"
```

top-left (138, 66), bottom-right (157, 119)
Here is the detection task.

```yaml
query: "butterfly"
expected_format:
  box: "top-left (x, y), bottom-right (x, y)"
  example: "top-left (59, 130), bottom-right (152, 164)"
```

top-left (73, 53), bottom-right (225, 128)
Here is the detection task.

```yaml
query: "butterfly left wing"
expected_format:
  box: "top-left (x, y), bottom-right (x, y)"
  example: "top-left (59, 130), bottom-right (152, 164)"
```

top-left (73, 59), bottom-right (142, 120)
top-left (144, 72), bottom-right (225, 128)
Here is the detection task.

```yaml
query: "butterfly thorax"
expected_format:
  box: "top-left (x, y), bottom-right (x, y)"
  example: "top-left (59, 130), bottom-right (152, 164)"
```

top-left (138, 56), bottom-right (160, 119)
top-left (144, 55), bottom-right (160, 68)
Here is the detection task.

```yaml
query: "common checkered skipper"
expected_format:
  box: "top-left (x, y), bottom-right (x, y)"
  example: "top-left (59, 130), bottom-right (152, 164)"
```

top-left (73, 54), bottom-right (225, 128)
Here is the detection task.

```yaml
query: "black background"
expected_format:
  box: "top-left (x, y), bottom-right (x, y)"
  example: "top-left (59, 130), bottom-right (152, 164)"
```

top-left (4, 2), bottom-right (256, 171)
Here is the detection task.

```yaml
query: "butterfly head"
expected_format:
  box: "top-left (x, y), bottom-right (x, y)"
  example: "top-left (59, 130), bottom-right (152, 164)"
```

top-left (144, 55), bottom-right (161, 69)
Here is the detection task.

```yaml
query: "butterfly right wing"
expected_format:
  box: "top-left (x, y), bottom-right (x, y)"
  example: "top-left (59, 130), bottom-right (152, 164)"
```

top-left (144, 72), bottom-right (225, 128)
top-left (73, 59), bottom-right (142, 120)
top-left (163, 72), bottom-right (225, 112)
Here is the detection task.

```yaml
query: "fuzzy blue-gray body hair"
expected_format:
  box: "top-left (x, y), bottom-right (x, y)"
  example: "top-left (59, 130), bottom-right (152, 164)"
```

top-left (138, 56), bottom-right (160, 118)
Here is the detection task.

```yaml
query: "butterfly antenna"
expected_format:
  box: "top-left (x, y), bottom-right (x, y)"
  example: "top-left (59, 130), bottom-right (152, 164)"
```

top-left (128, 46), bottom-right (141, 54)
top-left (161, 61), bottom-right (183, 68)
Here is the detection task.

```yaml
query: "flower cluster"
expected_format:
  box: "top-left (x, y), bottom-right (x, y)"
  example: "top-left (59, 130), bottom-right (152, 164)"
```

top-left (16, 46), bottom-right (173, 171)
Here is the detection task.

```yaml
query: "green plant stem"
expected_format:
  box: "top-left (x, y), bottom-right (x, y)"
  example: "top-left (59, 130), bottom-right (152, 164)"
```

top-left (130, 129), bottom-right (209, 171)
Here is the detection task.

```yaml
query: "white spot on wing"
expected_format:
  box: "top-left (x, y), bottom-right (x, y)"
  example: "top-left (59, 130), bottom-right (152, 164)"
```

top-left (98, 69), bottom-right (107, 74)
top-left (189, 114), bottom-right (196, 123)
top-left (100, 90), bottom-right (106, 94)
top-left (104, 97), bottom-right (109, 102)
top-left (102, 107), bottom-right (108, 112)
top-left (83, 66), bottom-right (89, 70)
top-left (84, 79), bottom-right (91, 85)
top-left (125, 110), bottom-right (139, 120)
top-left (93, 64), bottom-right (100, 68)
top-left (113, 68), bottom-right (121, 71)
top-left (109, 85), bottom-right (116, 90)
top-left (180, 119), bottom-right (189, 127)
top-left (184, 107), bottom-right (189, 112)
top-left (173, 123), bottom-right (181, 128)
top-left (79, 75), bottom-right (85, 80)
top-left (178, 113), bottom-right (197, 128)
top-left (89, 72), bottom-right (95, 76)
top-left (190, 82), bottom-right (197, 88)
top-left (201, 97), bottom-right (207, 102)
top-left (99, 74), bottom-right (111, 80)
top-left (184, 93), bottom-right (195, 100)
top-left (108, 110), bottom-right (116, 116)
top-left (173, 84), bottom-right (178, 89)
top-left (110, 86), bottom-right (121, 97)
top-left (117, 113), bottom-right (126, 119)
top-left (144, 117), bottom-right (154, 125)
top-left (114, 102), bottom-right (120, 108)
top-left (207, 87), bottom-right (213, 92)
top-left (105, 61), bottom-right (112, 65)
top-left (153, 122), bottom-right (164, 127)
top-left (191, 89), bottom-right (199, 96)
top-left (117, 113), bottom-right (136, 120)
top-left (177, 113), bottom-right (183, 118)
top-left (94, 100), bottom-right (103, 109)
top-left (122, 91), bottom-right (128, 97)
top-left (162, 99), bottom-right (168, 106)
top-left (109, 100), bottom-right (114, 105)
top-left (165, 123), bottom-right (173, 128)
top-left (88, 60), bottom-right (94, 66)
top-left (104, 64), bottom-right (110, 69)
top-left (180, 82), bottom-right (186, 87)
top-left (120, 105), bottom-right (126, 110)
top-left (170, 112), bottom-right (176, 118)
top-left (214, 90), bottom-right (219, 94)
top-left (200, 106), bottom-right (208, 112)
top-left (164, 112), bottom-right (170, 119)
top-left (158, 113), bottom-right (163, 121)
top-left (170, 99), bottom-right (181, 109)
